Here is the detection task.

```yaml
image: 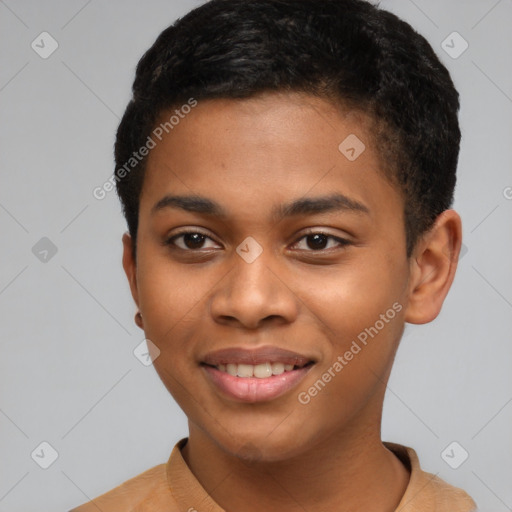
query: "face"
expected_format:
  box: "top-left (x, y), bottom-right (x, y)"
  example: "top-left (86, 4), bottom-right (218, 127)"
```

top-left (123, 92), bottom-right (413, 461)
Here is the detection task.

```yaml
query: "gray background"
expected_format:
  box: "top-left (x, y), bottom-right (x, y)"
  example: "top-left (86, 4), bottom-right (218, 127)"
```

top-left (0, 1), bottom-right (511, 511)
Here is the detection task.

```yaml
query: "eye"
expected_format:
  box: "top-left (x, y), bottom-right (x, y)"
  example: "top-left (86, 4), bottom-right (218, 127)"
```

top-left (292, 232), bottom-right (351, 251)
top-left (164, 230), bottom-right (220, 251)
top-left (163, 230), bottom-right (351, 253)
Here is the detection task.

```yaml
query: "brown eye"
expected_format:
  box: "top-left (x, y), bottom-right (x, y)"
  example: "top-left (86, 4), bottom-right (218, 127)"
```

top-left (306, 233), bottom-right (329, 250)
top-left (293, 232), bottom-right (351, 251)
top-left (164, 231), bottom-right (220, 251)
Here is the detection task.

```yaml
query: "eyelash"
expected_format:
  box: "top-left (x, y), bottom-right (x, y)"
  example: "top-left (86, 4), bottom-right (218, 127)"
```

top-left (163, 229), bottom-right (351, 253)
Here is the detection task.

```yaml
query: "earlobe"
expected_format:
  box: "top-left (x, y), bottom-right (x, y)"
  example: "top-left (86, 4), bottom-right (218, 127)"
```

top-left (404, 210), bottom-right (462, 325)
top-left (122, 232), bottom-right (140, 310)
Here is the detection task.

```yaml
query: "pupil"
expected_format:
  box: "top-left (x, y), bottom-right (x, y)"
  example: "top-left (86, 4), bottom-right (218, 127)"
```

top-left (185, 233), bottom-right (205, 249)
top-left (307, 234), bottom-right (328, 250)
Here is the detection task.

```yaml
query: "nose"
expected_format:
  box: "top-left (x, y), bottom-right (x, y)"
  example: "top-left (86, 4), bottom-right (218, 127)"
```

top-left (209, 248), bottom-right (299, 330)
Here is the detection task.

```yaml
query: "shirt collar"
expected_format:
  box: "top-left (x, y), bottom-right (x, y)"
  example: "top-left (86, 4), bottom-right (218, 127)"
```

top-left (166, 438), bottom-right (224, 511)
top-left (165, 438), bottom-right (475, 512)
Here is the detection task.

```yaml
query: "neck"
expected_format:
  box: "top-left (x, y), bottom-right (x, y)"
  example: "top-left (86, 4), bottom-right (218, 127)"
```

top-left (181, 404), bottom-right (410, 511)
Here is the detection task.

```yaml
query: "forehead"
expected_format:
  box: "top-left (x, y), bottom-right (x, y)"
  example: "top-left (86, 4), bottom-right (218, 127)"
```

top-left (139, 92), bottom-right (401, 223)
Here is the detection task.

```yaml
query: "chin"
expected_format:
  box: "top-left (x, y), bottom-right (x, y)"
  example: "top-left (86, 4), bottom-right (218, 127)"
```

top-left (213, 426), bottom-right (321, 464)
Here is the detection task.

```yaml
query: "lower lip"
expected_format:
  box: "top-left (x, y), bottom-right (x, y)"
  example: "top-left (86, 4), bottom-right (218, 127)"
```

top-left (202, 364), bottom-right (313, 403)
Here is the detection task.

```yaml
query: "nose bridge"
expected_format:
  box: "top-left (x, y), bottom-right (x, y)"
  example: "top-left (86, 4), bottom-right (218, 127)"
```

top-left (209, 239), bottom-right (298, 328)
top-left (231, 234), bottom-right (276, 293)
top-left (234, 245), bottom-right (277, 297)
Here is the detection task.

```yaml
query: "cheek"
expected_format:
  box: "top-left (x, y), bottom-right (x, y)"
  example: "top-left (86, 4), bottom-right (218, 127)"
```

top-left (293, 263), bottom-right (406, 403)
top-left (136, 249), bottom-right (212, 341)
top-left (299, 259), bottom-right (405, 346)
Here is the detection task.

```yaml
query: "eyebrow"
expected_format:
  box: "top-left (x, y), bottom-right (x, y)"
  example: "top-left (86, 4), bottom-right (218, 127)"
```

top-left (151, 193), bottom-right (370, 220)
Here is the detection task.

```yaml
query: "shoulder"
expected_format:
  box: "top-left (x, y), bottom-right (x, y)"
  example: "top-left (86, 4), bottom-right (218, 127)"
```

top-left (68, 463), bottom-right (180, 512)
top-left (426, 473), bottom-right (477, 510)
top-left (385, 442), bottom-right (477, 512)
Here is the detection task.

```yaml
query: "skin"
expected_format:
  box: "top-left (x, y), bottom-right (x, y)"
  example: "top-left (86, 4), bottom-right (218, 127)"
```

top-left (122, 91), bottom-right (462, 511)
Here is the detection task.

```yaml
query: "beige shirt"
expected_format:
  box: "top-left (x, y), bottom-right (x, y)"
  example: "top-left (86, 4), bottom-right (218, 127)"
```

top-left (69, 438), bottom-right (477, 511)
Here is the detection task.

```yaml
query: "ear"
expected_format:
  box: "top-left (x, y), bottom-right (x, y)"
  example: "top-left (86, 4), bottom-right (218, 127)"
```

top-left (122, 232), bottom-right (140, 310)
top-left (404, 209), bottom-right (463, 324)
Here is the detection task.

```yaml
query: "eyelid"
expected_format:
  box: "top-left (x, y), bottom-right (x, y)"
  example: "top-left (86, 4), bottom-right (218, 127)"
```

top-left (164, 227), bottom-right (351, 253)
top-left (164, 228), bottom-right (222, 249)
top-left (290, 230), bottom-right (351, 251)
top-left (168, 227), bottom-right (215, 238)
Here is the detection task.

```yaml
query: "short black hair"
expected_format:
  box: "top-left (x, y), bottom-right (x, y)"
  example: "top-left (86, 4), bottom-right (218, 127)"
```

top-left (115, 0), bottom-right (461, 259)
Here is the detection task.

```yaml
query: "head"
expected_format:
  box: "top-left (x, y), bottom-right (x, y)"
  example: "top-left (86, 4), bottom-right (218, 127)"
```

top-left (118, 0), bottom-right (463, 461)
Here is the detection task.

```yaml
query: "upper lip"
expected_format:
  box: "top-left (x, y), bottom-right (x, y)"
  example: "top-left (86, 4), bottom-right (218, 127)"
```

top-left (202, 345), bottom-right (315, 367)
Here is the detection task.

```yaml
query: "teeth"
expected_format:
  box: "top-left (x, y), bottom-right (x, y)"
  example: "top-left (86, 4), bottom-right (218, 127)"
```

top-left (254, 362), bottom-right (272, 378)
top-left (215, 361), bottom-right (300, 378)
top-left (271, 362), bottom-right (285, 375)
top-left (237, 364), bottom-right (254, 378)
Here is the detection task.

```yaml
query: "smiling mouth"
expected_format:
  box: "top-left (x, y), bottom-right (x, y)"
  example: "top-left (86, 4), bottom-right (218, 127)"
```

top-left (201, 360), bottom-right (315, 378)
top-left (200, 346), bottom-right (316, 401)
